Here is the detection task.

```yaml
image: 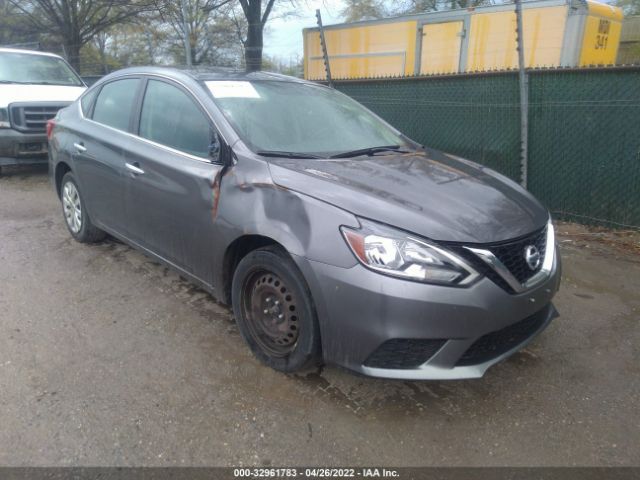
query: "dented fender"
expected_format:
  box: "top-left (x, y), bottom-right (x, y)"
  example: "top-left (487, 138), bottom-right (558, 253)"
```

top-left (209, 151), bottom-right (360, 299)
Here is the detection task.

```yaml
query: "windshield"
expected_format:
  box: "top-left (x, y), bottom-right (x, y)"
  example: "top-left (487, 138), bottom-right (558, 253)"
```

top-left (205, 80), bottom-right (411, 156)
top-left (0, 52), bottom-right (84, 86)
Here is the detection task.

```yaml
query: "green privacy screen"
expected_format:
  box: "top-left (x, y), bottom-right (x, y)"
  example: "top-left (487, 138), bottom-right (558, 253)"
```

top-left (334, 67), bottom-right (640, 229)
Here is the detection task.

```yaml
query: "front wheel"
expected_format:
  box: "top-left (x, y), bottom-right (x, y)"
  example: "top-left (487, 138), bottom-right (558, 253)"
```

top-left (60, 172), bottom-right (106, 243)
top-left (231, 246), bottom-right (322, 373)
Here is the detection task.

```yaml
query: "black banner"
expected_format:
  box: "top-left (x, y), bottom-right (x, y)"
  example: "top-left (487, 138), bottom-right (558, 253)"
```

top-left (0, 468), bottom-right (637, 480)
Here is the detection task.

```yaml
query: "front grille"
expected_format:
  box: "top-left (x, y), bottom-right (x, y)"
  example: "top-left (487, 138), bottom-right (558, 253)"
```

top-left (448, 226), bottom-right (548, 294)
top-left (490, 227), bottom-right (547, 284)
top-left (364, 338), bottom-right (446, 369)
top-left (448, 246), bottom-right (515, 293)
top-left (456, 307), bottom-right (548, 366)
top-left (10, 103), bottom-right (69, 133)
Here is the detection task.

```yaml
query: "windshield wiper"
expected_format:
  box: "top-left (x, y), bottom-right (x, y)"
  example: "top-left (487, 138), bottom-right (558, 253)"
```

top-left (329, 145), bottom-right (411, 159)
top-left (257, 150), bottom-right (323, 159)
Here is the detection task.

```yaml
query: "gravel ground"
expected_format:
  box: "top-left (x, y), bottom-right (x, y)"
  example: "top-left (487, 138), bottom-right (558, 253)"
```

top-left (0, 166), bottom-right (639, 467)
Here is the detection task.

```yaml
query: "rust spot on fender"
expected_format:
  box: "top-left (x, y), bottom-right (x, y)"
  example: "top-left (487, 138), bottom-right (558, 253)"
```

top-left (211, 169), bottom-right (224, 222)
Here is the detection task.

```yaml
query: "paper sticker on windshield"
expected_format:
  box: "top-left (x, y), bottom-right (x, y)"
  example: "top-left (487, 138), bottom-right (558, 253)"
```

top-left (206, 81), bottom-right (260, 99)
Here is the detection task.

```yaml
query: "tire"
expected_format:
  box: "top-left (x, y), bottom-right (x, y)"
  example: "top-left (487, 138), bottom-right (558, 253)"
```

top-left (60, 172), bottom-right (106, 243)
top-left (232, 246), bottom-right (322, 373)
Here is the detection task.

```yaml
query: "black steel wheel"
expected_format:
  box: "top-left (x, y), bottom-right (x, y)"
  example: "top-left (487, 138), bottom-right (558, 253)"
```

top-left (232, 246), bottom-right (321, 372)
top-left (242, 270), bottom-right (300, 357)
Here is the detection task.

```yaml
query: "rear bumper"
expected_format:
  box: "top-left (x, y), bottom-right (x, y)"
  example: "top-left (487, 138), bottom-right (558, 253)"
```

top-left (294, 248), bottom-right (561, 380)
top-left (0, 129), bottom-right (49, 166)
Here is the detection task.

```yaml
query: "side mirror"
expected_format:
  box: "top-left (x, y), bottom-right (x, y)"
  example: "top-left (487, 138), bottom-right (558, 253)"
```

top-left (209, 131), bottom-right (234, 167)
top-left (209, 132), bottom-right (221, 162)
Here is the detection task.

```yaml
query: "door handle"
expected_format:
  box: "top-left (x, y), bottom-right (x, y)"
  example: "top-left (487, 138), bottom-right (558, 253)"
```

top-left (73, 142), bottom-right (86, 153)
top-left (125, 162), bottom-right (145, 175)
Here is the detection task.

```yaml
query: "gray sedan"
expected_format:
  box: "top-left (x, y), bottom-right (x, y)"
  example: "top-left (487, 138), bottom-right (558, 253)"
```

top-left (47, 67), bottom-right (561, 380)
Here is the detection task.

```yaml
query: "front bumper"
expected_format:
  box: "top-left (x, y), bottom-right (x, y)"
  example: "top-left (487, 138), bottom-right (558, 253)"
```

top-left (294, 249), bottom-right (561, 380)
top-left (0, 129), bottom-right (49, 167)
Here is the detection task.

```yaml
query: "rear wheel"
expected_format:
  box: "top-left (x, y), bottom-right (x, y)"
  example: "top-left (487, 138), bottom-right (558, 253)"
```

top-left (60, 172), bottom-right (106, 243)
top-left (232, 246), bottom-right (322, 373)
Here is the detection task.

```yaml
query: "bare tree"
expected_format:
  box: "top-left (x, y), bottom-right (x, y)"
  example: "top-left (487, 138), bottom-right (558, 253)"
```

top-left (155, 0), bottom-right (234, 65)
top-left (391, 0), bottom-right (438, 14)
top-left (339, 0), bottom-right (387, 22)
top-left (8, 0), bottom-right (155, 70)
top-left (0, 0), bottom-right (37, 46)
top-left (93, 31), bottom-right (110, 73)
top-left (101, 11), bottom-right (172, 67)
top-left (237, 0), bottom-right (279, 71)
top-left (616, 0), bottom-right (640, 14)
top-left (204, 6), bottom-right (247, 67)
top-left (392, 0), bottom-right (489, 14)
top-left (345, 0), bottom-right (491, 17)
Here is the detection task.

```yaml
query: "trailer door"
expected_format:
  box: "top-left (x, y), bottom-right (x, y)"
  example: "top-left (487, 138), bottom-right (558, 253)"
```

top-left (420, 21), bottom-right (464, 74)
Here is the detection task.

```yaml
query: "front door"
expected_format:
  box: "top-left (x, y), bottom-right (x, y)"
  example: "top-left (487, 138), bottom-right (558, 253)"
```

top-left (420, 21), bottom-right (465, 75)
top-left (123, 78), bottom-right (223, 284)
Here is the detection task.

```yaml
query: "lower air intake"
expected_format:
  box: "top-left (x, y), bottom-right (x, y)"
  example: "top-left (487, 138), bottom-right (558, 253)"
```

top-left (456, 307), bottom-right (549, 366)
top-left (364, 338), bottom-right (446, 369)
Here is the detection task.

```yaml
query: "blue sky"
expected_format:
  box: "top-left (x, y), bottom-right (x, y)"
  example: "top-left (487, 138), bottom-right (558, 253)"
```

top-left (263, 0), bottom-right (346, 61)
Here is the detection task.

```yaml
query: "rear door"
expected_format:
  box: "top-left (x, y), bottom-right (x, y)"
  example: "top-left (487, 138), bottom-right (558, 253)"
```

top-left (419, 22), bottom-right (465, 75)
top-left (73, 77), bottom-right (142, 236)
top-left (123, 77), bottom-right (224, 284)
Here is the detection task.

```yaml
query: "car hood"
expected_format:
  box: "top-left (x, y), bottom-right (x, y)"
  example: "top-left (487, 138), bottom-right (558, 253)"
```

top-left (267, 149), bottom-right (549, 244)
top-left (0, 84), bottom-right (85, 108)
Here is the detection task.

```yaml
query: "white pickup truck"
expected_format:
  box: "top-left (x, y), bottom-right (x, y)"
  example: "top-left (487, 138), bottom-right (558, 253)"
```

top-left (0, 48), bottom-right (86, 174)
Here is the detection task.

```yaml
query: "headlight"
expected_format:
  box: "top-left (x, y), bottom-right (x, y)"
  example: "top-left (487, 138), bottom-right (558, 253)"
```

top-left (0, 108), bottom-right (9, 128)
top-left (341, 219), bottom-right (480, 286)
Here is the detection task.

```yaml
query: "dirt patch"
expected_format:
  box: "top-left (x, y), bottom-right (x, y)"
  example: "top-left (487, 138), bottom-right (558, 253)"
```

top-left (556, 221), bottom-right (640, 258)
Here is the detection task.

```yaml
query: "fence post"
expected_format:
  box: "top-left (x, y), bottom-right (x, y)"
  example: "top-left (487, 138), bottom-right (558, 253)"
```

top-left (316, 9), bottom-right (333, 88)
top-left (515, 0), bottom-right (529, 189)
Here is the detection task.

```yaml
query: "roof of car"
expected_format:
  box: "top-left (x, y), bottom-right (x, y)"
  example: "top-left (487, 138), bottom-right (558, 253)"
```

top-left (0, 47), bottom-right (64, 58)
top-left (108, 66), bottom-right (310, 84)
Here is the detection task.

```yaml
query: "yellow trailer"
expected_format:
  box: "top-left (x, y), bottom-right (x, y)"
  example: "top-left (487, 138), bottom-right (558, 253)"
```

top-left (617, 16), bottom-right (640, 64)
top-left (303, 0), bottom-right (623, 80)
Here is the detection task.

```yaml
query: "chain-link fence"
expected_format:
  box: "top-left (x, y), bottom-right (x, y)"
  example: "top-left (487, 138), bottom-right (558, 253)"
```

top-left (334, 67), bottom-right (640, 229)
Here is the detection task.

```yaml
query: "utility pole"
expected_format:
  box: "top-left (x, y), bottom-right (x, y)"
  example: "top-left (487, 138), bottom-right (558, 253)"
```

top-left (316, 9), bottom-right (333, 87)
top-left (515, 0), bottom-right (528, 189)
top-left (181, 0), bottom-right (192, 68)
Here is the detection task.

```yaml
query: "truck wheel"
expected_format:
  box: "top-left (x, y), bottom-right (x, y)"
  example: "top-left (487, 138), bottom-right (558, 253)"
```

top-left (60, 172), bottom-right (106, 243)
top-left (232, 246), bottom-right (322, 373)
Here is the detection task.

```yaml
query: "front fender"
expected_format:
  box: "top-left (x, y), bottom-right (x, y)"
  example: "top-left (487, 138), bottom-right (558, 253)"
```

top-left (211, 154), bottom-right (360, 293)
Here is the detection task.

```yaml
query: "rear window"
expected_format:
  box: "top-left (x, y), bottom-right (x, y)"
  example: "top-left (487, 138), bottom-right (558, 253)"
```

top-left (92, 79), bottom-right (140, 131)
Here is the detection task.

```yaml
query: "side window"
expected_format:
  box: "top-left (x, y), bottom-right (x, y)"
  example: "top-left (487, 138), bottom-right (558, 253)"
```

top-left (92, 78), bottom-right (140, 131)
top-left (80, 87), bottom-right (98, 116)
top-left (139, 79), bottom-right (212, 158)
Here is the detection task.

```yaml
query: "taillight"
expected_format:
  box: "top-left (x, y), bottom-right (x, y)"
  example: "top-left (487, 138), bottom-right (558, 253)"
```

top-left (46, 119), bottom-right (56, 141)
